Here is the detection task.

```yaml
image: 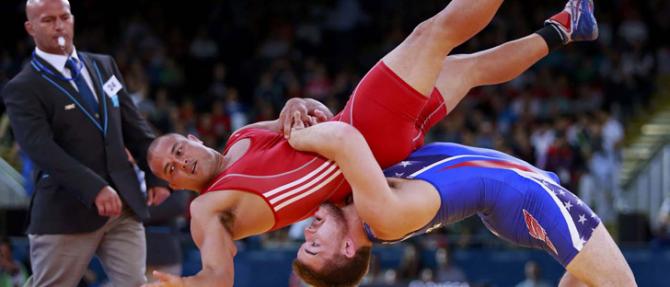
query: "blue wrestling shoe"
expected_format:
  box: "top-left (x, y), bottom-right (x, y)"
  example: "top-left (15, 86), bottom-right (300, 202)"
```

top-left (545, 0), bottom-right (598, 44)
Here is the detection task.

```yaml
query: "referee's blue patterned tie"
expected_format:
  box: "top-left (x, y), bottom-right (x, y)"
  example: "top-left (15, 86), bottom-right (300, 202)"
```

top-left (65, 57), bottom-right (99, 118)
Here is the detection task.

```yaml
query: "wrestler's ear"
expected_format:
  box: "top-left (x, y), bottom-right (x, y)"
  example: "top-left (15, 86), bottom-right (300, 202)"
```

top-left (342, 238), bottom-right (356, 259)
top-left (186, 134), bottom-right (203, 144)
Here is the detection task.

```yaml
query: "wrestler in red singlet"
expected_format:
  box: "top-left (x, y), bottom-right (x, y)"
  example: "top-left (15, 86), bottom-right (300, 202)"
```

top-left (203, 62), bottom-right (449, 230)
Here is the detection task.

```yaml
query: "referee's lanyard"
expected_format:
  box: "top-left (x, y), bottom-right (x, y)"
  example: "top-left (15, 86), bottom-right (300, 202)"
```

top-left (30, 52), bottom-right (108, 135)
top-left (31, 51), bottom-right (83, 81)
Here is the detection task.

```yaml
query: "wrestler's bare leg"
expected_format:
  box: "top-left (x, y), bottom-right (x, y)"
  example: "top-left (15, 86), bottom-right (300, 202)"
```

top-left (381, 0), bottom-right (504, 96)
top-left (560, 223), bottom-right (636, 286)
top-left (435, 33), bottom-right (549, 111)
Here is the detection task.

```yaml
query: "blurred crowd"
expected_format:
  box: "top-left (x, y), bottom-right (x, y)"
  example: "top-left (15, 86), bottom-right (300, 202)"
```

top-left (2, 0), bottom-right (670, 286)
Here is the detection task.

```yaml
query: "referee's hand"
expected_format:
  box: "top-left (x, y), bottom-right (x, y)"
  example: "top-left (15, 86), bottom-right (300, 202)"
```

top-left (95, 186), bottom-right (123, 217)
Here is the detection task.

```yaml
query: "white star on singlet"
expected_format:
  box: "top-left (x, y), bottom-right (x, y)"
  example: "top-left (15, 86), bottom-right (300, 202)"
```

top-left (578, 214), bottom-right (587, 224)
top-left (395, 172), bottom-right (404, 177)
top-left (400, 161), bottom-right (411, 167)
top-left (564, 201), bottom-right (573, 210)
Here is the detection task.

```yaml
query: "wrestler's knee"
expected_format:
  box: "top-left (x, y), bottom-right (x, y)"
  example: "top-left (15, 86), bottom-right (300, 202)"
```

top-left (412, 17), bottom-right (456, 41)
top-left (409, 17), bottom-right (437, 40)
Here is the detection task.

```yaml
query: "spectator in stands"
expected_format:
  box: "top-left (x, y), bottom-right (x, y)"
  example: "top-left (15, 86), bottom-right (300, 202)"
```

top-left (545, 132), bottom-right (574, 187)
top-left (434, 248), bottom-right (467, 284)
top-left (530, 120), bottom-right (555, 169)
top-left (586, 131), bottom-right (618, 224)
top-left (515, 261), bottom-right (551, 287)
top-left (652, 197), bottom-right (670, 246)
top-left (223, 87), bottom-right (249, 131)
top-left (397, 244), bottom-right (422, 283)
top-left (0, 237), bottom-right (28, 287)
top-left (409, 268), bottom-right (435, 287)
top-left (382, 269), bottom-right (399, 286)
top-left (597, 108), bottom-right (625, 206)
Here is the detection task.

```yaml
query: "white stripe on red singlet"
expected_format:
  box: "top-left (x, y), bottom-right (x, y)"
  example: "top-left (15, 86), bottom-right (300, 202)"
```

top-left (268, 163), bottom-right (339, 204)
top-left (205, 157), bottom-right (323, 190)
top-left (264, 160), bottom-right (336, 198)
top-left (274, 169), bottom-right (343, 212)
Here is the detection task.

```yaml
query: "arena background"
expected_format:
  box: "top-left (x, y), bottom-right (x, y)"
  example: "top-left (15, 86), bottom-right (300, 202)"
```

top-left (1, 0), bottom-right (669, 286)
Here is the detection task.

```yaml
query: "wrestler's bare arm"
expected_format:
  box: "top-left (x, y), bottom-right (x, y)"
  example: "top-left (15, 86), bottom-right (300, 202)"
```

top-left (287, 120), bottom-right (435, 238)
top-left (231, 97), bottom-right (334, 135)
top-left (179, 195), bottom-right (237, 287)
top-left (236, 119), bottom-right (282, 133)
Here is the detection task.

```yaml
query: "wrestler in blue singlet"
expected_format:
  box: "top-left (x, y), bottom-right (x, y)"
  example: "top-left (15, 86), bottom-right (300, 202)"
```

top-left (366, 142), bottom-right (601, 267)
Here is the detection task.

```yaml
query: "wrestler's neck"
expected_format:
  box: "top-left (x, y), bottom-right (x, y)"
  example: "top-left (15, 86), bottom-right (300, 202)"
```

top-left (354, 224), bottom-right (373, 247)
top-left (212, 153), bottom-right (228, 175)
top-left (343, 204), bottom-right (373, 247)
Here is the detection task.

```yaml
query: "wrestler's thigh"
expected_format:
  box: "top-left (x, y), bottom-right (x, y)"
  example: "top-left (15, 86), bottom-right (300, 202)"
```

top-left (565, 224), bottom-right (636, 287)
top-left (380, 21), bottom-right (446, 97)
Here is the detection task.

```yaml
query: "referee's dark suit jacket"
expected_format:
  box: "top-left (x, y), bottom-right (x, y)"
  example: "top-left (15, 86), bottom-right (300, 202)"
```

top-left (2, 51), bottom-right (168, 235)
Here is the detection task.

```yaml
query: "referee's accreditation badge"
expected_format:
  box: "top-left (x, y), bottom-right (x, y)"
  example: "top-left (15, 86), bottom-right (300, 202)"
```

top-left (103, 75), bottom-right (122, 107)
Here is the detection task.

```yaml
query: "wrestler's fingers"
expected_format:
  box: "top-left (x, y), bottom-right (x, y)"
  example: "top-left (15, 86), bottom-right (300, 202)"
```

top-left (285, 112), bottom-right (298, 139)
top-left (313, 109), bottom-right (328, 122)
top-left (153, 271), bottom-right (183, 286)
top-left (154, 271), bottom-right (171, 281)
top-left (291, 112), bottom-right (299, 126)
top-left (308, 115), bottom-right (318, 126)
top-left (282, 113), bottom-right (292, 136)
top-left (300, 113), bottom-right (312, 125)
top-left (292, 112), bottom-right (305, 129)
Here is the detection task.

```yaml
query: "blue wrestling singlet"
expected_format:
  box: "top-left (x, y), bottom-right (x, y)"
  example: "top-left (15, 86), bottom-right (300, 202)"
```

top-left (365, 142), bottom-right (601, 267)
